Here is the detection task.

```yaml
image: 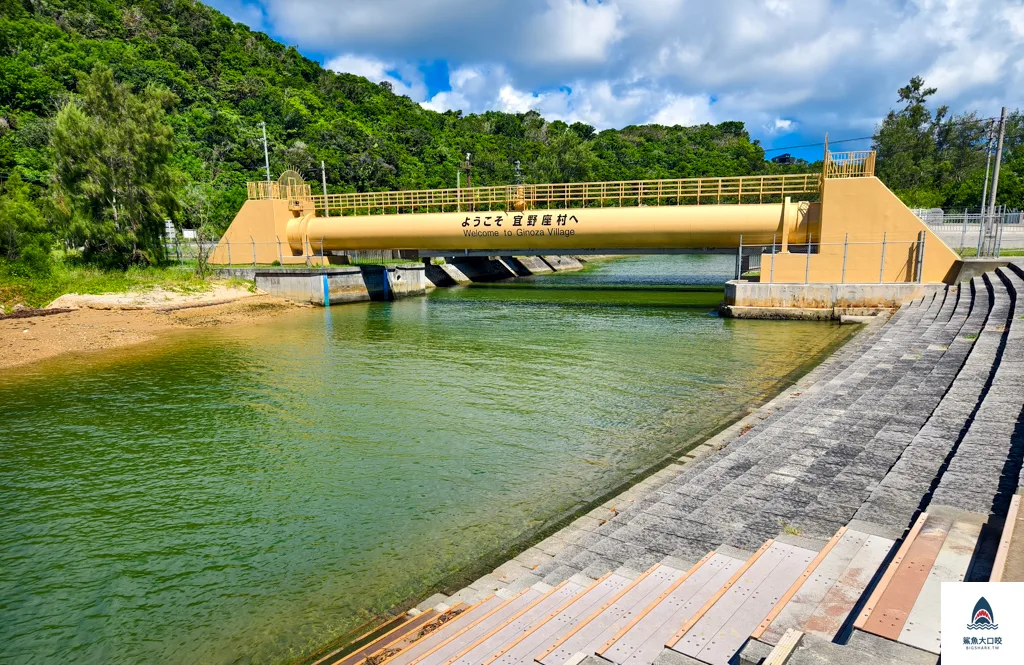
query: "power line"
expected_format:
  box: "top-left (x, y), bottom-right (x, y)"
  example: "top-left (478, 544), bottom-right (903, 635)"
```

top-left (762, 115), bottom-right (1002, 154)
top-left (762, 137), bottom-right (872, 153)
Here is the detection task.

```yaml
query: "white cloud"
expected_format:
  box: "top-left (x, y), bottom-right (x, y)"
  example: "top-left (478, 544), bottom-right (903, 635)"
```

top-left (325, 54), bottom-right (428, 102)
top-left (765, 118), bottom-right (796, 134)
top-left (326, 54), bottom-right (390, 82)
top-left (210, 0), bottom-right (1024, 146)
top-left (525, 0), bottom-right (623, 65)
top-left (650, 95), bottom-right (715, 126)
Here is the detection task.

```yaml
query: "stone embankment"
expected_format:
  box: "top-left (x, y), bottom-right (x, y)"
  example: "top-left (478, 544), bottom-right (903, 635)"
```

top-left (312, 264), bottom-right (1024, 665)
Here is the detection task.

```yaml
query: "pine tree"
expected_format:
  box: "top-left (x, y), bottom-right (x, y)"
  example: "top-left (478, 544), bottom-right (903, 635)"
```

top-left (0, 172), bottom-right (50, 275)
top-left (51, 64), bottom-right (179, 267)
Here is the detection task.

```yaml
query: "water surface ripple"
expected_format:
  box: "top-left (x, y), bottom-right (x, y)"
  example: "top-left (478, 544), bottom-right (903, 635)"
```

top-left (0, 256), bottom-right (852, 664)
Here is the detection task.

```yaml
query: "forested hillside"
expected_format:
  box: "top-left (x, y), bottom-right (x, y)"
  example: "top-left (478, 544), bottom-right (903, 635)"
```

top-left (0, 0), bottom-right (786, 237)
top-left (1, 0), bottom-right (1021, 278)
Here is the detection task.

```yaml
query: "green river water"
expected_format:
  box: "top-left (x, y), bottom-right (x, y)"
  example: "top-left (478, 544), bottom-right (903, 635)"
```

top-left (0, 255), bottom-right (853, 665)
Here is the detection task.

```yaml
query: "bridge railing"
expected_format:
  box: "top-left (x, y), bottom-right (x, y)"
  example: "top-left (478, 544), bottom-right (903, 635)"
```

top-left (247, 181), bottom-right (313, 200)
top-left (824, 150), bottom-right (875, 179)
top-left (295, 173), bottom-right (822, 216)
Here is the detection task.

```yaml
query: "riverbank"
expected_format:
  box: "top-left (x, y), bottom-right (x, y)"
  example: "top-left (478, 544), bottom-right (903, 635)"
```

top-left (0, 255), bottom-right (863, 665)
top-left (302, 314), bottom-right (871, 665)
top-left (0, 293), bottom-right (303, 370)
top-left (327, 266), bottom-right (1023, 665)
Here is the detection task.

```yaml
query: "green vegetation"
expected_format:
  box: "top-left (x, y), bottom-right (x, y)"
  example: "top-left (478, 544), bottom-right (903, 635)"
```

top-left (0, 1), bottom-right (1020, 307)
top-left (0, 258), bottom-right (204, 309)
top-left (52, 63), bottom-right (179, 267)
top-left (957, 248), bottom-right (1024, 257)
top-left (873, 77), bottom-right (1022, 209)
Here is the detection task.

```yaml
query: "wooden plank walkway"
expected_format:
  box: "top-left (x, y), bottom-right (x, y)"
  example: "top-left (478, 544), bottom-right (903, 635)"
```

top-left (669, 542), bottom-right (816, 665)
top-left (411, 590), bottom-right (541, 665)
top-left (598, 553), bottom-right (744, 665)
top-left (389, 599), bottom-right (503, 665)
top-left (758, 529), bottom-right (893, 644)
top-left (446, 582), bottom-right (583, 665)
top-left (325, 610), bottom-right (440, 665)
top-left (538, 565), bottom-right (684, 665)
top-left (485, 574), bottom-right (629, 665)
top-left (899, 518), bottom-right (982, 654)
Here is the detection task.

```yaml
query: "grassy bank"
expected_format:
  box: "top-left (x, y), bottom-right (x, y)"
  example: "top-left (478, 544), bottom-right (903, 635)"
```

top-left (0, 260), bottom-right (210, 310)
top-left (957, 248), bottom-right (1024, 257)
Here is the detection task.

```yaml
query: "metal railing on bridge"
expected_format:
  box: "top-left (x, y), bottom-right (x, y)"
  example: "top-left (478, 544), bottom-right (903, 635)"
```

top-left (823, 150), bottom-right (876, 179)
top-left (248, 173), bottom-right (823, 216)
top-left (244, 148), bottom-right (877, 217)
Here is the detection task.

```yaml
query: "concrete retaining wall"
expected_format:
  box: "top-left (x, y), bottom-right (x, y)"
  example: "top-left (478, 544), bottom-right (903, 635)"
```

top-left (448, 257), bottom-right (517, 281)
top-left (722, 280), bottom-right (948, 319)
top-left (254, 266), bottom-right (426, 306)
top-left (511, 256), bottom-right (554, 274)
top-left (425, 263), bottom-right (472, 287)
top-left (542, 255), bottom-right (584, 271)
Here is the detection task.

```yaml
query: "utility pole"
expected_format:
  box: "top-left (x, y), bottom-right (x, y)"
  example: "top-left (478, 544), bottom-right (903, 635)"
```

top-left (514, 159), bottom-right (522, 185)
top-left (321, 160), bottom-right (329, 217)
top-left (981, 121), bottom-right (993, 216)
top-left (985, 108), bottom-right (1007, 256)
top-left (988, 107), bottom-right (1007, 218)
top-left (260, 121), bottom-right (271, 183)
top-left (465, 152), bottom-right (472, 189)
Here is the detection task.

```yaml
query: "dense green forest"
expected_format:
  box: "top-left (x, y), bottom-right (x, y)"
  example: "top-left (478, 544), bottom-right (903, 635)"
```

top-left (0, 0), bottom-right (791, 271)
top-left (0, 0), bottom-right (1021, 279)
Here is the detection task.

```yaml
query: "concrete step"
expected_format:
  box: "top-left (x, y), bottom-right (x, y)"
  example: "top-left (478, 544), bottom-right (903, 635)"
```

top-left (666, 540), bottom-right (817, 665)
top-left (855, 508), bottom-right (987, 655)
top-left (387, 599), bottom-right (504, 665)
top-left (755, 527), bottom-right (893, 645)
top-left (445, 581), bottom-right (585, 665)
top-left (598, 552), bottom-right (745, 665)
top-left (991, 494), bottom-right (1023, 581)
top-left (486, 574), bottom-right (632, 665)
top-left (321, 609), bottom-right (441, 665)
top-left (852, 276), bottom-right (997, 531)
top-left (538, 565), bottom-right (686, 665)
top-left (409, 590), bottom-right (543, 665)
top-left (929, 267), bottom-right (1022, 518)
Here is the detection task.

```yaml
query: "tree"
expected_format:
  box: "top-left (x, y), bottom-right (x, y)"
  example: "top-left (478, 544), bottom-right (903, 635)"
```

top-left (570, 122), bottom-right (596, 141)
top-left (0, 172), bottom-right (51, 275)
top-left (51, 64), bottom-right (179, 267)
top-left (873, 76), bottom-right (990, 208)
top-left (535, 129), bottom-right (598, 183)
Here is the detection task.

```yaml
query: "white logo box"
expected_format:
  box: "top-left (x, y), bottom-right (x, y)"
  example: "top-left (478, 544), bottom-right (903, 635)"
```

top-left (941, 582), bottom-right (1024, 664)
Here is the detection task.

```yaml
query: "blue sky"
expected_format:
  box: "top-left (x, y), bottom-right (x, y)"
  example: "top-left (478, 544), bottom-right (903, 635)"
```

top-left (207, 0), bottom-right (1024, 161)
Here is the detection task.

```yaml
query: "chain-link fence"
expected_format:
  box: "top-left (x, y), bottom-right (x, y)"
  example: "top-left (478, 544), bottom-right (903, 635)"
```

top-left (163, 230), bottom-right (408, 269)
top-left (737, 236), bottom-right (932, 284)
top-left (913, 207), bottom-right (1023, 256)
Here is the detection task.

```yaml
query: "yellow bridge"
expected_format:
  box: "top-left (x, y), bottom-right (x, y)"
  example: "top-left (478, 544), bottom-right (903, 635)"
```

top-left (212, 150), bottom-right (962, 284)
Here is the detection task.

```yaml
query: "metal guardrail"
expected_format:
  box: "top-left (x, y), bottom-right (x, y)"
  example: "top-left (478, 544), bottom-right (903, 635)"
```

top-left (309, 173), bottom-right (823, 216)
top-left (914, 208), bottom-right (1023, 257)
top-left (742, 236), bottom-right (927, 284)
top-left (247, 181), bottom-right (312, 200)
top-left (244, 149), bottom-right (876, 216)
top-left (823, 150), bottom-right (876, 179)
top-left (242, 173), bottom-right (823, 216)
